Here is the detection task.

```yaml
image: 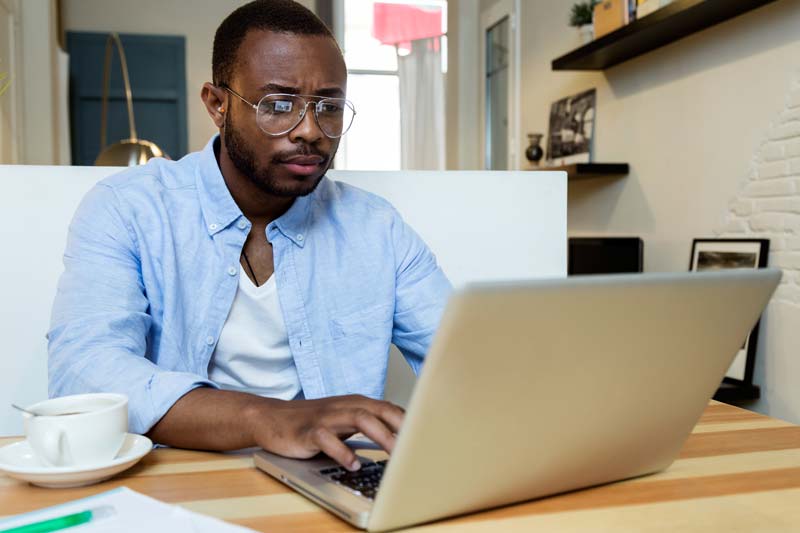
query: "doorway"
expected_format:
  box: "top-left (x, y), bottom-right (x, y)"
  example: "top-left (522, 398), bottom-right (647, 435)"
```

top-left (480, 0), bottom-right (520, 170)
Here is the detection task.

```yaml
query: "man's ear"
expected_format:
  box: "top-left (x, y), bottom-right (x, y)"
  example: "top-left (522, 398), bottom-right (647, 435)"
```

top-left (201, 82), bottom-right (227, 129)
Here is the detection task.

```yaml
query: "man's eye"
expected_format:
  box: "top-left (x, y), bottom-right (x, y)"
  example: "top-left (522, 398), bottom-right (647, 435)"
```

top-left (319, 102), bottom-right (343, 114)
top-left (269, 101), bottom-right (293, 113)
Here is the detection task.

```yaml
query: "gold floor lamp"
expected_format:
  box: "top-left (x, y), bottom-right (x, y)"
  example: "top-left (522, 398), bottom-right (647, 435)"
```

top-left (95, 32), bottom-right (166, 166)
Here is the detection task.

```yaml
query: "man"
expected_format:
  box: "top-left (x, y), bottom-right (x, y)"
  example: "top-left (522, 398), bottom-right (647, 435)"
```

top-left (48, 0), bottom-right (450, 472)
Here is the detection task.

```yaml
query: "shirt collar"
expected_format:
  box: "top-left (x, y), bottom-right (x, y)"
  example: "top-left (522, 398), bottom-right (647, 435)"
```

top-left (271, 182), bottom-right (316, 248)
top-left (196, 135), bottom-right (317, 246)
top-left (196, 135), bottom-right (244, 236)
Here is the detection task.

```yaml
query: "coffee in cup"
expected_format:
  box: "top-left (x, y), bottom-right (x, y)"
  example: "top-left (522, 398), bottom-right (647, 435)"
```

top-left (22, 393), bottom-right (128, 468)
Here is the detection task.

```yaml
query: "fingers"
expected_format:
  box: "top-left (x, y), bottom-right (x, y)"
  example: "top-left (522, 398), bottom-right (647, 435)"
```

top-left (311, 427), bottom-right (362, 471)
top-left (263, 396), bottom-right (408, 472)
top-left (349, 408), bottom-right (398, 454)
top-left (375, 401), bottom-right (405, 434)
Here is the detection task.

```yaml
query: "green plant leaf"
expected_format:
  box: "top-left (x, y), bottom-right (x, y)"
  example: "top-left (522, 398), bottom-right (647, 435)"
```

top-left (569, 0), bottom-right (601, 27)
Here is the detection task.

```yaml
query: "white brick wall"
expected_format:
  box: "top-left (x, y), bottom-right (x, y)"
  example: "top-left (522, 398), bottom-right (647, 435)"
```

top-left (722, 73), bottom-right (800, 305)
top-left (720, 71), bottom-right (800, 421)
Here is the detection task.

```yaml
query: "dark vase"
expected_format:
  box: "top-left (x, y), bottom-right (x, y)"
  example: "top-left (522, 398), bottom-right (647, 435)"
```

top-left (525, 133), bottom-right (544, 165)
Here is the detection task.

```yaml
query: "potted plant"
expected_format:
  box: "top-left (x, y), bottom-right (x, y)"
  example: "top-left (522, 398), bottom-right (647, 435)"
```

top-left (570, 0), bottom-right (600, 44)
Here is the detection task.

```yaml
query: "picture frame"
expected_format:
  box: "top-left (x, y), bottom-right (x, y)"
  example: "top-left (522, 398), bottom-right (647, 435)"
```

top-left (546, 88), bottom-right (596, 166)
top-left (689, 238), bottom-right (770, 385)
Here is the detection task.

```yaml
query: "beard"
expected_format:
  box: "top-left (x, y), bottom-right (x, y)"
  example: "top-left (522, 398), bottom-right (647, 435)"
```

top-left (223, 112), bottom-right (329, 198)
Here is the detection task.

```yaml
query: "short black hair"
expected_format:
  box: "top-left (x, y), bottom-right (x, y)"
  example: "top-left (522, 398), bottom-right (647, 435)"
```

top-left (212, 0), bottom-right (336, 86)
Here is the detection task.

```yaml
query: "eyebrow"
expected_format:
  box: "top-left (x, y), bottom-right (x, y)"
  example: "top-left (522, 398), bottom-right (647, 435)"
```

top-left (258, 83), bottom-right (345, 98)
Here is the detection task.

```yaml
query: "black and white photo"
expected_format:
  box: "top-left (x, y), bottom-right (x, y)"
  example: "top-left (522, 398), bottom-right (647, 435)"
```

top-left (689, 239), bottom-right (770, 383)
top-left (546, 88), bottom-right (596, 165)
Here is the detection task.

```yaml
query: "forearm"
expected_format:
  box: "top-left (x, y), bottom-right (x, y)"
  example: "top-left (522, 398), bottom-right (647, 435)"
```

top-left (146, 387), bottom-right (281, 450)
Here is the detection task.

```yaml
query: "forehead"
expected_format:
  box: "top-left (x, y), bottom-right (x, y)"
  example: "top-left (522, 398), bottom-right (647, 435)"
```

top-left (232, 30), bottom-right (346, 94)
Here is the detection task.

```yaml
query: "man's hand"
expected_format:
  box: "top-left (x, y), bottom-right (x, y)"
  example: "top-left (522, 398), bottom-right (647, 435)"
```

top-left (147, 388), bottom-right (404, 471)
top-left (249, 395), bottom-right (405, 471)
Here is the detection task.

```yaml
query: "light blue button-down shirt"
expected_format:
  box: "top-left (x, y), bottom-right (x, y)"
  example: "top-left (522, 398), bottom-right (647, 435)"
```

top-left (48, 137), bottom-right (452, 435)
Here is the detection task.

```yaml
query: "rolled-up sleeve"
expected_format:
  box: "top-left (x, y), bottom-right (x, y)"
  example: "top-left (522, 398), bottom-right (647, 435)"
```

top-left (47, 184), bottom-right (215, 435)
top-left (389, 208), bottom-right (452, 374)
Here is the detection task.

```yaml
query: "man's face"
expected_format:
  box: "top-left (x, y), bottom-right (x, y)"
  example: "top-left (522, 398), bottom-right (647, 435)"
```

top-left (223, 30), bottom-right (347, 197)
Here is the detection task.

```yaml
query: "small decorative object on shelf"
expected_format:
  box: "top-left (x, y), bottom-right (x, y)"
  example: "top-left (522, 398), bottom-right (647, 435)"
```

top-left (525, 133), bottom-right (544, 165)
top-left (569, 0), bottom-right (599, 44)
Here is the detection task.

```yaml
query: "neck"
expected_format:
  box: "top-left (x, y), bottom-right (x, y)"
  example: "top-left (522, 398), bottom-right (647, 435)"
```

top-left (215, 140), bottom-right (294, 225)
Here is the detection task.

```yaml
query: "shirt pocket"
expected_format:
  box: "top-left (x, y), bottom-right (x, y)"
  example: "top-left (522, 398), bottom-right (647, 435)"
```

top-left (329, 303), bottom-right (394, 341)
top-left (329, 303), bottom-right (394, 396)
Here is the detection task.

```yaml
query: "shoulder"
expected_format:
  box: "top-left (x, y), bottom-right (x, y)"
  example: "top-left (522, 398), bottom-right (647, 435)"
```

top-left (313, 177), bottom-right (399, 223)
top-left (97, 151), bottom-right (202, 196)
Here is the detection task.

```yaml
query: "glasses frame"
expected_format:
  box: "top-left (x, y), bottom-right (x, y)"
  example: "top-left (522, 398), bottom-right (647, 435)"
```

top-left (221, 85), bottom-right (356, 139)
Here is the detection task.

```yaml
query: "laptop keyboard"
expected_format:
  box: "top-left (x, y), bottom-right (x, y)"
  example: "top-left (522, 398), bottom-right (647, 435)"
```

top-left (319, 459), bottom-right (387, 500)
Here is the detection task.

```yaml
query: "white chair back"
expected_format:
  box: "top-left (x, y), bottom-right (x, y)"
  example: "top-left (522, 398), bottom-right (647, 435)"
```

top-left (0, 166), bottom-right (566, 435)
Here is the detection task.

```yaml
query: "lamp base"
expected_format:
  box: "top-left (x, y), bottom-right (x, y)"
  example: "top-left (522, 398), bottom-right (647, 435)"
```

top-left (95, 139), bottom-right (166, 167)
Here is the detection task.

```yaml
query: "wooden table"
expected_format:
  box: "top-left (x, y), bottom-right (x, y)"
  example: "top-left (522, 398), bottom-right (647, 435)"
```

top-left (2, 401), bottom-right (800, 531)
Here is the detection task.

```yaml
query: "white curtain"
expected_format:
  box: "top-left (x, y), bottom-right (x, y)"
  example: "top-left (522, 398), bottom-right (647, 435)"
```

top-left (398, 37), bottom-right (445, 170)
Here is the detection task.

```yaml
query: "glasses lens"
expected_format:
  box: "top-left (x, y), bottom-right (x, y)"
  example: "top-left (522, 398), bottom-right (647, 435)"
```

top-left (255, 95), bottom-right (356, 137)
top-left (315, 99), bottom-right (356, 138)
top-left (256, 95), bottom-right (304, 135)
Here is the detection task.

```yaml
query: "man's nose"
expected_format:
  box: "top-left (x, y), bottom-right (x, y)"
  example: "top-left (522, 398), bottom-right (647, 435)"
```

top-left (289, 102), bottom-right (324, 144)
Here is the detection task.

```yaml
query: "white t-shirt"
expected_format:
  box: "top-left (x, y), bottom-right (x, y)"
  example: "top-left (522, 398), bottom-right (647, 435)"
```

top-left (207, 265), bottom-right (302, 400)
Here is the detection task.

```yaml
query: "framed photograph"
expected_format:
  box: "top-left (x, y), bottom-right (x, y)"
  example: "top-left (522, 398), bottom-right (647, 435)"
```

top-left (546, 88), bottom-right (596, 165)
top-left (689, 238), bottom-right (770, 384)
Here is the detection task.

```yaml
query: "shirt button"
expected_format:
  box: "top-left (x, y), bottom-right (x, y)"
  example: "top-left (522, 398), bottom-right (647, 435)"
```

top-left (208, 223), bottom-right (218, 231)
top-left (205, 336), bottom-right (214, 346)
top-left (227, 266), bottom-right (237, 276)
top-left (296, 234), bottom-right (304, 241)
top-left (237, 220), bottom-right (247, 230)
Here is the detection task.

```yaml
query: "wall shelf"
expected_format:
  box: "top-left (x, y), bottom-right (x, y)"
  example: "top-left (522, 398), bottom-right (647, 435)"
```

top-left (552, 0), bottom-right (777, 71)
top-left (531, 162), bottom-right (629, 181)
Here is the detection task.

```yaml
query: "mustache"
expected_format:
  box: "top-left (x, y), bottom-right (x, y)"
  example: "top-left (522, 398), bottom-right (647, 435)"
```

top-left (272, 145), bottom-right (330, 163)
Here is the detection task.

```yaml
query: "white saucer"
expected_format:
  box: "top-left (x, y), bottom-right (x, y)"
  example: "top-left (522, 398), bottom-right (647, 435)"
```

top-left (0, 433), bottom-right (152, 488)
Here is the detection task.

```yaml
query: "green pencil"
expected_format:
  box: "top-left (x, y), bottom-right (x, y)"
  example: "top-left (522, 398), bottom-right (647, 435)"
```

top-left (0, 505), bottom-right (115, 533)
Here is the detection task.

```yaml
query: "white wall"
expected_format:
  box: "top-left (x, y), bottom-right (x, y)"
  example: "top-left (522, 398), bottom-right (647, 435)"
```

top-left (720, 71), bottom-right (800, 423)
top-left (0, 0), bottom-right (22, 164)
top-left (0, 0), bottom-right (65, 165)
top-left (62, 0), bottom-right (317, 155)
top-left (506, 0), bottom-right (800, 422)
top-left (20, 0), bottom-right (62, 164)
top-left (518, 0), bottom-right (800, 271)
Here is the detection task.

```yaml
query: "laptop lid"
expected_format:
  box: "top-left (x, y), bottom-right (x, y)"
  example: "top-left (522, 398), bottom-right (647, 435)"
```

top-left (367, 268), bottom-right (779, 531)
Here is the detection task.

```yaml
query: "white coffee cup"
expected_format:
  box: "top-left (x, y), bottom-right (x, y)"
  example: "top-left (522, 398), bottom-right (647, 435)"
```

top-left (22, 393), bottom-right (128, 468)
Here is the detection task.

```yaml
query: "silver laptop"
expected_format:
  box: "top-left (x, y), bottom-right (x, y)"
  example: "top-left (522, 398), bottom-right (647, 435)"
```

top-left (254, 269), bottom-right (780, 531)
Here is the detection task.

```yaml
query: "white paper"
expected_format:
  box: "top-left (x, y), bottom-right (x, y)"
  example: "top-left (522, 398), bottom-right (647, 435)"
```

top-left (0, 487), bottom-right (256, 532)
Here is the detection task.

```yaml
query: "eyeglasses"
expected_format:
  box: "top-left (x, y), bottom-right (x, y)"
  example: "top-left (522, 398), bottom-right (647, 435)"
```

top-left (221, 85), bottom-right (356, 138)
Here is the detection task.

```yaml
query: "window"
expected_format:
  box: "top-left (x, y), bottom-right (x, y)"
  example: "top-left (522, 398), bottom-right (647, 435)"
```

top-left (335, 0), bottom-right (446, 171)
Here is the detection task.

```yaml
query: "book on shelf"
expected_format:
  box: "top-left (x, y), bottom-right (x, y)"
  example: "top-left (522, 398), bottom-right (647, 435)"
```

top-left (593, 0), bottom-right (628, 38)
top-left (637, 0), bottom-right (673, 19)
top-left (627, 0), bottom-right (637, 23)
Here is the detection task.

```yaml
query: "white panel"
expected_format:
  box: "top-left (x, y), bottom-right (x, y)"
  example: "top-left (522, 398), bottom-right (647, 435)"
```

top-left (329, 170), bottom-right (567, 287)
top-left (0, 165), bottom-right (114, 436)
top-left (0, 166), bottom-right (566, 435)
